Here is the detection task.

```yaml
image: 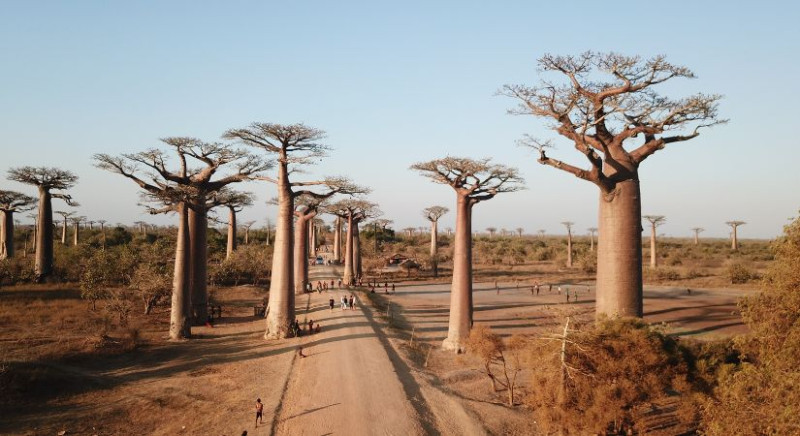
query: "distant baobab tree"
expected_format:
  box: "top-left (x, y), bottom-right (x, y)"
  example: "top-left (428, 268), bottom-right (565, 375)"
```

top-left (242, 220), bottom-right (256, 244)
top-left (403, 227), bottom-right (416, 237)
top-left (412, 157), bottom-right (524, 352)
top-left (26, 213), bottom-right (37, 255)
top-left (133, 220), bottom-right (147, 235)
top-left (503, 52), bottom-right (723, 318)
top-left (71, 216), bottom-right (86, 246)
top-left (55, 211), bottom-right (75, 244)
top-left (97, 219), bottom-right (107, 248)
top-left (294, 196), bottom-right (324, 295)
top-left (538, 229), bottom-right (546, 239)
top-left (562, 221), bottom-right (574, 267)
top-left (516, 227), bottom-right (524, 237)
top-left (95, 137), bottom-right (266, 339)
top-left (486, 227), bottom-right (497, 237)
top-left (87, 220), bottom-right (95, 230)
top-left (423, 206), bottom-right (449, 277)
top-left (330, 199), bottom-right (380, 285)
top-left (214, 190), bottom-right (254, 260)
top-left (643, 215), bottom-right (666, 268)
top-left (332, 216), bottom-right (342, 261)
top-left (8, 167), bottom-right (78, 281)
top-left (0, 190), bottom-right (36, 259)
top-left (264, 218), bottom-right (273, 246)
top-left (588, 227), bottom-right (598, 251)
top-left (691, 227), bottom-right (704, 245)
top-left (446, 227), bottom-right (453, 237)
top-left (224, 122), bottom-right (364, 339)
top-left (726, 220), bottom-right (746, 250)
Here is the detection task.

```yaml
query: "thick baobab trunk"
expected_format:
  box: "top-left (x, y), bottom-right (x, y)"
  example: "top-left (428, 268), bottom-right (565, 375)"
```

top-left (188, 205), bottom-right (209, 325)
top-left (309, 221), bottom-right (317, 257)
top-left (333, 216), bottom-right (341, 263)
top-left (169, 203), bottom-right (192, 339)
top-left (226, 206), bottom-right (237, 260)
top-left (694, 231), bottom-right (699, 246)
top-left (649, 223), bottom-right (657, 268)
top-left (731, 227), bottom-right (739, 250)
top-left (244, 226), bottom-right (250, 244)
top-left (265, 162), bottom-right (294, 339)
top-left (442, 195), bottom-right (473, 352)
top-left (596, 179), bottom-right (643, 318)
top-left (430, 219), bottom-right (439, 277)
top-left (61, 219), bottom-right (67, 244)
top-left (342, 214), bottom-right (355, 285)
top-left (34, 188), bottom-right (54, 281)
top-left (352, 221), bottom-right (362, 279)
top-left (294, 212), bottom-right (314, 295)
top-left (566, 230), bottom-right (573, 268)
top-left (73, 221), bottom-right (80, 246)
top-left (0, 210), bottom-right (13, 259)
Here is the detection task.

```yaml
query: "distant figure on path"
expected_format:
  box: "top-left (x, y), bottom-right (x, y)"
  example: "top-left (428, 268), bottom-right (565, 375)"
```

top-left (349, 295), bottom-right (355, 309)
top-left (329, 298), bottom-right (335, 311)
top-left (255, 398), bottom-right (264, 427)
top-left (391, 283), bottom-right (395, 293)
top-left (307, 319), bottom-right (314, 334)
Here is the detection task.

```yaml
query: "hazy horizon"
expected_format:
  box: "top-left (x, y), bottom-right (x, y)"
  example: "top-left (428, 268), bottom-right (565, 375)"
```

top-left (2, 1), bottom-right (798, 239)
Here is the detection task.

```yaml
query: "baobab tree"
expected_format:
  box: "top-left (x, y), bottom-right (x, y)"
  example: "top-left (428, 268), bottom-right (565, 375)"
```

top-left (486, 227), bottom-right (497, 237)
top-left (264, 218), bottom-right (273, 246)
top-left (55, 211), bottom-right (75, 244)
top-left (242, 220), bottom-right (256, 244)
top-left (503, 52), bottom-right (722, 318)
top-left (330, 199), bottom-right (380, 285)
top-left (293, 196), bottom-right (324, 296)
top-left (643, 215), bottom-right (666, 268)
top-left (561, 221), bottom-right (575, 267)
top-left (423, 206), bottom-right (449, 277)
top-left (588, 227), bottom-right (598, 251)
top-left (133, 221), bottom-right (147, 235)
top-left (411, 157), bottom-right (523, 352)
top-left (8, 166), bottom-right (78, 280)
top-left (95, 137), bottom-right (266, 338)
top-left (516, 227), bottom-right (524, 237)
top-left (223, 122), bottom-right (364, 339)
top-left (332, 215), bottom-right (342, 262)
top-left (446, 227), bottom-right (453, 237)
top-left (403, 227), bottom-right (416, 238)
top-left (71, 215), bottom-right (86, 246)
top-left (691, 227), bottom-right (704, 246)
top-left (214, 190), bottom-right (254, 260)
top-left (0, 190), bottom-right (36, 259)
top-left (538, 229), bottom-right (546, 239)
top-left (727, 220), bottom-right (746, 251)
top-left (96, 219), bottom-right (107, 248)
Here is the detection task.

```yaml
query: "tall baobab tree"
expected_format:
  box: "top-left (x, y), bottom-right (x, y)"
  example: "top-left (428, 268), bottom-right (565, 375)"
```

top-left (588, 227), bottom-right (598, 251)
top-left (562, 221), bottom-right (574, 267)
top-left (96, 219), bottom-right (107, 248)
top-left (691, 227), bottom-right (704, 246)
top-left (242, 220), bottom-right (256, 244)
top-left (215, 190), bottom-right (254, 260)
top-left (224, 122), bottom-right (364, 339)
top-left (71, 215), bottom-right (86, 246)
top-left (516, 227), bottom-right (524, 237)
top-left (330, 199), bottom-right (380, 285)
top-left (503, 52), bottom-right (722, 318)
top-left (412, 157), bottom-right (523, 352)
top-left (264, 218), bottom-right (273, 246)
top-left (133, 221), bottom-right (147, 235)
top-left (403, 227), bottom-right (416, 238)
top-left (726, 220), bottom-right (746, 251)
top-left (55, 210), bottom-right (75, 244)
top-left (95, 137), bottom-right (266, 337)
top-left (0, 190), bottom-right (36, 259)
top-left (486, 227), bottom-right (497, 238)
top-left (538, 229), bottom-right (546, 239)
top-left (8, 167), bottom-right (78, 280)
top-left (643, 215), bottom-right (666, 268)
top-left (423, 206), bottom-right (449, 277)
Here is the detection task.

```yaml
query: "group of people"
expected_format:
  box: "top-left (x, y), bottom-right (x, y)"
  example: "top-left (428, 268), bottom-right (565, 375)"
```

top-left (290, 318), bottom-right (320, 337)
top-left (329, 294), bottom-right (356, 310)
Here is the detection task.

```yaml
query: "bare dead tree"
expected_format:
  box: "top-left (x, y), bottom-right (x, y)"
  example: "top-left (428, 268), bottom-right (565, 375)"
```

top-left (94, 137), bottom-right (267, 338)
top-left (587, 227), bottom-right (598, 251)
top-left (224, 123), bottom-right (366, 339)
top-left (0, 190), bottom-right (36, 259)
top-left (691, 227), bottom-right (704, 246)
top-left (412, 157), bottom-right (524, 352)
top-left (8, 167), bottom-right (78, 280)
top-left (726, 220), bottom-right (746, 250)
top-left (643, 215), bottom-right (666, 268)
top-left (503, 52), bottom-right (723, 318)
top-left (562, 221), bottom-right (575, 267)
top-left (423, 206), bottom-right (449, 277)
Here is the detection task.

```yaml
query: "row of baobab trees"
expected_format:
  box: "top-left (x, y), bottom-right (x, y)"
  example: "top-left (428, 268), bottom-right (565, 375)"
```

top-left (1, 52), bottom-right (723, 353)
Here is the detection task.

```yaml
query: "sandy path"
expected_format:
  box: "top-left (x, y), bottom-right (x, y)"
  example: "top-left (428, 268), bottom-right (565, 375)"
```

top-left (273, 266), bottom-right (426, 436)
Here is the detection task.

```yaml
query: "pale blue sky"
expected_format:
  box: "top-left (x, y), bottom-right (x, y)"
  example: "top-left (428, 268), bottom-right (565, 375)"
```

top-left (2, 1), bottom-right (798, 238)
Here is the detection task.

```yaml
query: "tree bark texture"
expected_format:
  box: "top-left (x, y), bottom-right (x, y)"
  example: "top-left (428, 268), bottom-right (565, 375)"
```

top-left (34, 187), bottom-right (54, 280)
top-left (73, 221), bottom-right (80, 246)
top-left (596, 179), bottom-right (643, 318)
top-left (343, 214), bottom-right (354, 285)
top-left (226, 206), bottom-right (237, 260)
top-left (430, 219), bottom-right (439, 277)
top-left (649, 222), bottom-right (657, 268)
top-left (442, 195), bottom-right (473, 352)
top-left (61, 218), bottom-right (67, 244)
top-left (352, 221), bottom-right (362, 279)
top-left (169, 202), bottom-right (192, 339)
top-left (731, 227), bottom-right (738, 250)
top-left (294, 211), bottom-right (315, 295)
top-left (188, 205), bottom-right (208, 325)
top-left (265, 160), bottom-right (294, 339)
top-left (0, 210), bottom-right (13, 259)
top-left (566, 229), bottom-right (573, 267)
top-left (333, 216), bottom-right (341, 263)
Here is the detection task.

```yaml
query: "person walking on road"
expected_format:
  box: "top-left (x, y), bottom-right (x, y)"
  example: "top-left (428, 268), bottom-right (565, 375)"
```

top-left (255, 398), bottom-right (264, 428)
top-left (349, 295), bottom-right (355, 309)
top-left (329, 298), bottom-right (335, 311)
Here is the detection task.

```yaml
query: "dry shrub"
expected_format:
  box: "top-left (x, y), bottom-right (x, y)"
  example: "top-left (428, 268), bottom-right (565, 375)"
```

top-left (527, 317), bottom-right (698, 435)
top-left (467, 325), bottom-right (523, 406)
top-left (130, 263), bottom-right (170, 314)
top-left (726, 262), bottom-right (754, 284)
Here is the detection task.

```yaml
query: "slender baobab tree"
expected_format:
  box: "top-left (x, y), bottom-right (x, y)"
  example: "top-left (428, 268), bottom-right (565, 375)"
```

top-left (538, 229), bottom-right (546, 239)
top-left (96, 219), bottom-right (107, 248)
top-left (503, 52), bottom-right (722, 318)
top-left (403, 227), bottom-right (416, 238)
top-left (264, 218), bottom-right (273, 246)
top-left (55, 211), bottom-right (75, 244)
top-left (588, 227), bottom-right (598, 251)
top-left (242, 220), bottom-right (256, 244)
top-left (224, 123), bottom-right (364, 339)
top-left (71, 215), bottom-right (86, 246)
top-left (215, 190), bottom-right (254, 260)
top-left (0, 190), bottom-right (36, 259)
top-left (8, 167), bottom-right (78, 281)
top-left (726, 220), bottom-right (746, 251)
top-left (642, 215), bottom-right (666, 268)
top-left (95, 137), bottom-right (267, 337)
top-left (423, 206), bottom-right (449, 277)
top-left (332, 215), bottom-right (342, 262)
top-left (691, 227), bottom-right (704, 246)
top-left (562, 221), bottom-right (574, 267)
top-left (486, 227), bottom-right (497, 238)
top-left (330, 199), bottom-right (380, 285)
top-left (516, 227), bottom-right (524, 237)
top-left (293, 196), bottom-right (327, 295)
top-left (412, 157), bottom-right (523, 352)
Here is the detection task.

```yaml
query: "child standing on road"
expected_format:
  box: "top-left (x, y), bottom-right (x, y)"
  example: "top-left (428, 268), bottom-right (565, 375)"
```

top-left (255, 398), bottom-right (264, 427)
